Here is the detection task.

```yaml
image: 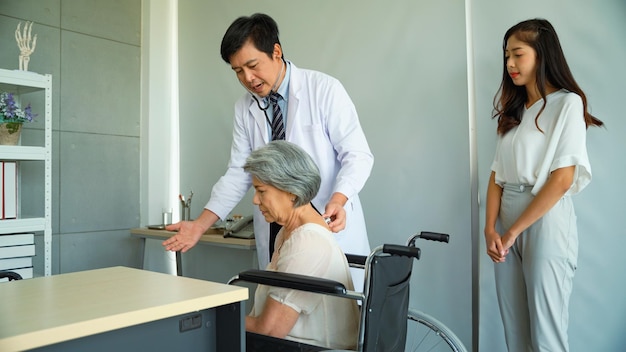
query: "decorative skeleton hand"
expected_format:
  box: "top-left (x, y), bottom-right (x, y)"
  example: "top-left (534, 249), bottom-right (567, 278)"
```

top-left (15, 22), bottom-right (38, 71)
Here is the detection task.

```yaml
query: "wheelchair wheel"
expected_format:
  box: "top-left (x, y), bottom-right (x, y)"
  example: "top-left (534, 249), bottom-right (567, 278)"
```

top-left (405, 308), bottom-right (467, 352)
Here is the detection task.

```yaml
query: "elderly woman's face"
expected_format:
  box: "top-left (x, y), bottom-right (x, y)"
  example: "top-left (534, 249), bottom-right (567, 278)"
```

top-left (252, 176), bottom-right (293, 224)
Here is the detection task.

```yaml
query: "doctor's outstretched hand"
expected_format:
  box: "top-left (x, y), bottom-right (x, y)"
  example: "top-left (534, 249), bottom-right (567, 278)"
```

top-left (322, 192), bottom-right (348, 233)
top-left (162, 209), bottom-right (219, 253)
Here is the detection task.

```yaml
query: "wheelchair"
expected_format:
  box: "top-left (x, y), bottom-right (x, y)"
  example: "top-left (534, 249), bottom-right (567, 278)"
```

top-left (228, 231), bottom-right (467, 352)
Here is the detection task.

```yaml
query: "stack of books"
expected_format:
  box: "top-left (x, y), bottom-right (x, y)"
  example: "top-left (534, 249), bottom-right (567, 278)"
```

top-left (0, 233), bottom-right (34, 280)
top-left (0, 161), bottom-right (30, 281)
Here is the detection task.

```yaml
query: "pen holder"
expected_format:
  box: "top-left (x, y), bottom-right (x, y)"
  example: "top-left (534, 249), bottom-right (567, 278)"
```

top-left (179, 190), bottom-right (193, 221)
top-left (181, 205), bottom-right (191, 221)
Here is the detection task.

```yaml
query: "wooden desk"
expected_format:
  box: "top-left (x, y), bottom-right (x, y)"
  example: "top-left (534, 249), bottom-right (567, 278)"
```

top-left (131, 228), bottom-right (257, 280)
top-left (0, 266), bottom-right (248, 352)
top-left (130, 227), bottom-right (256, 250)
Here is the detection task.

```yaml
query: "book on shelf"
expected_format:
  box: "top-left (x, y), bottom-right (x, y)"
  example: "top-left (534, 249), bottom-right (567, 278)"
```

top-left (0, 233), bottom-right (34, 247)
top-left (0, 244), bottom-right (35, 259)
top-left (0, 256), bottom-right (33, 271)
top-left (1, 161), bottom-right (17, 219)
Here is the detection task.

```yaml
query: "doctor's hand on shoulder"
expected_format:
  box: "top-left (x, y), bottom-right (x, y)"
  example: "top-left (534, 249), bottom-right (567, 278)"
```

top-left (322, 192), bottom-right (348, 233)
top-left (162, 209), bottom-right (219, 253)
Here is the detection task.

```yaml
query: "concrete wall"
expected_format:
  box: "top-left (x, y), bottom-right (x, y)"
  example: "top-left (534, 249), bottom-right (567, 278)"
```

top-left (0, 0), bottom-right (143, 274)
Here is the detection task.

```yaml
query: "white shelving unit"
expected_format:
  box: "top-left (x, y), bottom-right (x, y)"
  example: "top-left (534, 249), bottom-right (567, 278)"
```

top-left (0, 68), bottom-right (52, 277)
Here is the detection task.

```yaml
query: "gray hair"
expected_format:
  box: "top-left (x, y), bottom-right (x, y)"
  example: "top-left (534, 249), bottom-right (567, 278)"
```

top-left (244, 141), bottom-right (321, 207)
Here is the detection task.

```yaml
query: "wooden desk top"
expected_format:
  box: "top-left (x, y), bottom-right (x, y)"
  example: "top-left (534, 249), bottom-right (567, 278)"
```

top-left (130, 227), bottom-right (256, 250)
top-left (0, 266), bottom-right (248, 351)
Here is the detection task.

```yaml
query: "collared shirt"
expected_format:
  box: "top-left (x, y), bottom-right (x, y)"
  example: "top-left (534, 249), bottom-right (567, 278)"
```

top-left (265, 60), bottom-right (291, 139)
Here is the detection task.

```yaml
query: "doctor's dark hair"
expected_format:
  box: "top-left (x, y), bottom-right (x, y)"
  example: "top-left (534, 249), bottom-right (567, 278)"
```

top-left (493, 18), bottom-right (603, 135)
top-left (244, 141), bottom-right (321, 208)
top-left (221, 13), bottom-right (282, 64)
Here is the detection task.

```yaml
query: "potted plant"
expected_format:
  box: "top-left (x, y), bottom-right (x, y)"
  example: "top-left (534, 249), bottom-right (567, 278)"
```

top-left (0, 92), bottom-right (36, 145)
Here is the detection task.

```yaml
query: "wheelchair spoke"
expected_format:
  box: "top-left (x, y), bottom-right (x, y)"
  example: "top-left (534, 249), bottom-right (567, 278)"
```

top-left (406, 309), bottom-right (467, 352)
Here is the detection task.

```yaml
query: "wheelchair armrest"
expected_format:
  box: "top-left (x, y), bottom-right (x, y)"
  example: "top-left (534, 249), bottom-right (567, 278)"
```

top-left (233, 269), bottom-right (347, 295)
top-left (345, 254), bottom-right (367, 266)
top-left (0, 271), bottom-right (23, 281)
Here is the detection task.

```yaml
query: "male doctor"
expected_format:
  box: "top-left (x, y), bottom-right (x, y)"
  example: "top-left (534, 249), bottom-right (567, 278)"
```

top-left (163, 13), bottom-right (373, 284)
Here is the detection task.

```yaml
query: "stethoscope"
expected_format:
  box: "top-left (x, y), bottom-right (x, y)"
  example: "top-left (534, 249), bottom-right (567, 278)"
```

top-left (241, 58), bottom-right (286, 129)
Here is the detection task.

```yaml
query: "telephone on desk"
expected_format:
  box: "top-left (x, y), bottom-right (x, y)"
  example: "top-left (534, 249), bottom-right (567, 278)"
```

top-left (220, 214), bottom-right (254, 239)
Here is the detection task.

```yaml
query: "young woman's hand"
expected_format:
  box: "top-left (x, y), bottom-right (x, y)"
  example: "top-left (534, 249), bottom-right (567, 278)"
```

top-left (485, 229), bottom-right (508, 263)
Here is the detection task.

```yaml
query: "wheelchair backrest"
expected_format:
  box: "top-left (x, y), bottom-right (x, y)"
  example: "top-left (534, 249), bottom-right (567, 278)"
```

top-left (361, 253), bottom-right (413, 352)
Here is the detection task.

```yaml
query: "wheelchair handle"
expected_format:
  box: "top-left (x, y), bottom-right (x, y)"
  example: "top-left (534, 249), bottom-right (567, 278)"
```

top-left (383, 244), bottom-right (421, 259)
top-left (418, 231), bottom-right (449, 243)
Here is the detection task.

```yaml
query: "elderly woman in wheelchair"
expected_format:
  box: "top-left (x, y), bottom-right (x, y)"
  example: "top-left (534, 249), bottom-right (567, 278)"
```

top-left (241, 140), bottom-right (360, 350)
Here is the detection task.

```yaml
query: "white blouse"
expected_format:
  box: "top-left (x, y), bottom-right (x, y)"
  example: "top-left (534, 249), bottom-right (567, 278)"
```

top-left (491, 89), bottom-right (591, 196)
top-left (250, 223), bottom-right (359, 350)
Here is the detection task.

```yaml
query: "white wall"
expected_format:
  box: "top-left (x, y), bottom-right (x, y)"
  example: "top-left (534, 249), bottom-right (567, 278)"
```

top-left (140, 0), bottom-right (178, 274)
top-left (145, 0), bottom-right (626, 350)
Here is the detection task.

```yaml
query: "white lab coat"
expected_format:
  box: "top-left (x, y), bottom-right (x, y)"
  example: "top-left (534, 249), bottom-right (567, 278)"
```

top-left (205, 62), bottom-right (374, 272)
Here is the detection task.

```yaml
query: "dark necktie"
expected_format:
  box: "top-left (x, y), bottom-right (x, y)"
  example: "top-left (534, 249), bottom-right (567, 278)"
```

top-left (269, 92), bottom-right (285, 140)
top-left (268, 92), bottom-right (285, 259)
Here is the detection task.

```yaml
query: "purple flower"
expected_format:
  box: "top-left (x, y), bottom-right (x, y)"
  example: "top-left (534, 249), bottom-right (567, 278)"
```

top-left (24, 104), bottom-right (35, 122)
top-left (0, 92), bottom-right (37, 125)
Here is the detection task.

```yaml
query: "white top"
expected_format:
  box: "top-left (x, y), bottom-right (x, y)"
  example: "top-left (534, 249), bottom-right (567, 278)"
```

top-left (491, 89), bottom-right (591, 195)
top-left (250, 223), bottom-right (359, 350)
top-left (205, 62), bottom-right (373, 269)
top-left (0, 266), bottom-right (247, 351)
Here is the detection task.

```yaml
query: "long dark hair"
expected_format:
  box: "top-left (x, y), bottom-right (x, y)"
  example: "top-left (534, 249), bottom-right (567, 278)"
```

top-left (493, 18), bottom-right (603, 135)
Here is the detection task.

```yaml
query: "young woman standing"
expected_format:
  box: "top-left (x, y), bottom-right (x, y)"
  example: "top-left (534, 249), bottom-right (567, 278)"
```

top-left (484, 18), bottom-right (603, 352)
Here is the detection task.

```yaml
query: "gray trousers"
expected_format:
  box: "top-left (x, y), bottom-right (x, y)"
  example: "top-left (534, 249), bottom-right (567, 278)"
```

top-left (495, 184), bottom-right (578, 352)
